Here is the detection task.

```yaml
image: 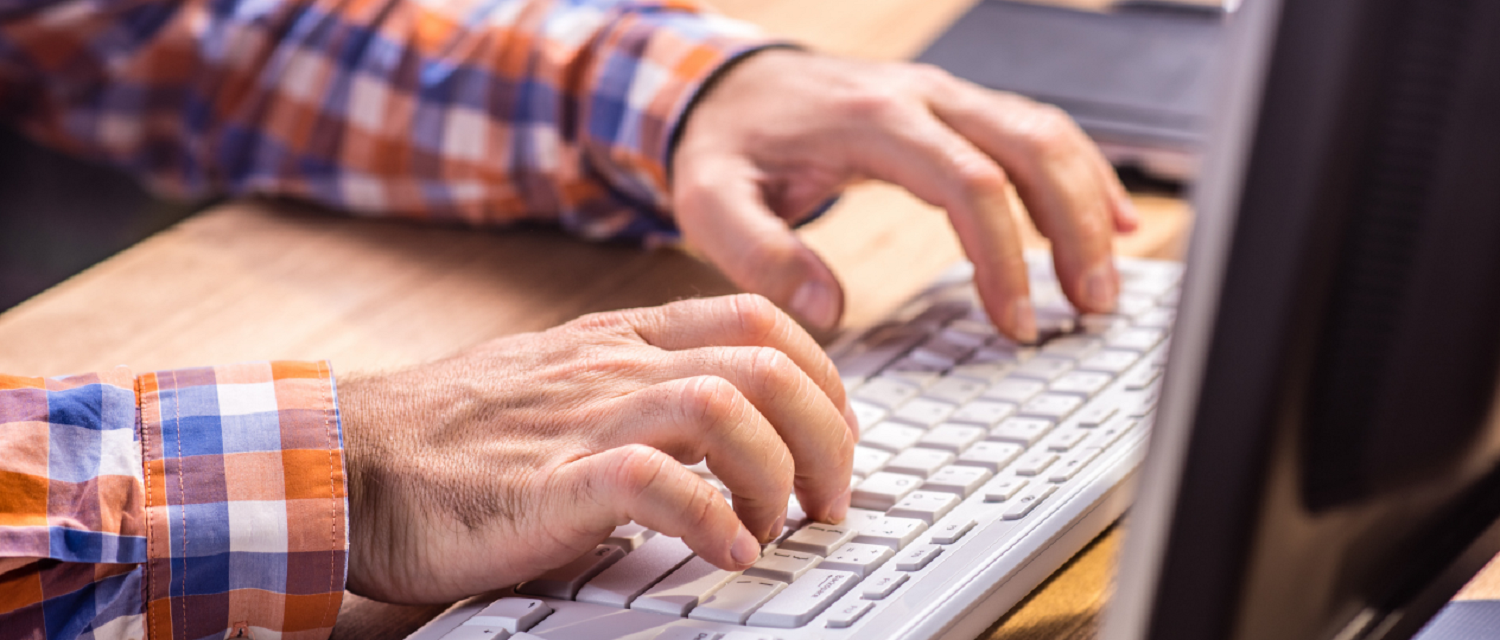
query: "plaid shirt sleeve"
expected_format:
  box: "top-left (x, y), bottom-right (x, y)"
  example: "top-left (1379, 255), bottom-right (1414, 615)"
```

top-left (0, 362), bottom-right (347, 640)
top-left (0, 0), bottom-right (774, 244)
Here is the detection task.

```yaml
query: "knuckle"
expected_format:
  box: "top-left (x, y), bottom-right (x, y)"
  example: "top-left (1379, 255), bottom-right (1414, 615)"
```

top-left (742, 346), bottom-right (801, 399)
top-left (727, 293), bottom-right (786, 343)
top-left (953, 155), bottom-right (1011, 200)
top-left (680, 375), bottom-right (746, 427)
top-left (1019, 104), bottom-right (1080, 155)
top-left (607, 444), bottom-right (671, 501)
top-left (837, 84), bottom-right (905, 124)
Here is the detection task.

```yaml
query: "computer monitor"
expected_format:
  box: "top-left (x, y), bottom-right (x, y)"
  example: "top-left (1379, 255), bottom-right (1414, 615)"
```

top-left (1104, 0), bottom-right (1500, 638)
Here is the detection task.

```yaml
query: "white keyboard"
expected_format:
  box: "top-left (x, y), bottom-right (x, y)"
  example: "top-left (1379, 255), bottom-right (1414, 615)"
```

top-left (408, 254), bottom-right (1182, 640)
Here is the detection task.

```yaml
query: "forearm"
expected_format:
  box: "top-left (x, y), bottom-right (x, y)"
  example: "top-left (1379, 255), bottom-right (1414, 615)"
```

top-left (0, 0), bottom-right (773, 243)
top-left (0, 362), bottom-right (346, 640)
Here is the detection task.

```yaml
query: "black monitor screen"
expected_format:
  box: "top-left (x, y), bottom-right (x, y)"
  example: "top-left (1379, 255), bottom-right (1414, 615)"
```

top-left (1106, 0), bottom-right (1500, 639)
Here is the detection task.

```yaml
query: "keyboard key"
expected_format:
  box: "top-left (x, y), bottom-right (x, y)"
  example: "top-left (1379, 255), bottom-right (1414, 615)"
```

top-left (955, 441), bottom-right (1024, 472)
top-left (1041, 428), bottom-right (1089, 452)
top-left (862, 573), bottom-right (909, 600)
top-left (689, 577), bottom-right (788, 624)
top-left (577, 535), bottom-right (694, 608)
top-left (1048, 371), bottom-right (1113, 398)
top-left (887, 491), bottom-right (960, 524)
top-left (779, 523), bottom-right (857, 556)
top-left (895, 544), bottom-right (944, 571)
top-left (837, 324), bottom-right (926, 384)
top-left (852, 472), bottom-right (923, 510)
top-left (1041, 335), bottom-right (1101, 360)
top-left (516, 545), bottom-right (625, 600)
top-left (948, 400), bottom-right (1017, 426)
top-left (1003, 484), bottom-right (1058, 520)
top-left (631, 556), bottom-right (740, 616)
top-left (931, 517), bottom-right (977, 544)
top-left (1019, 393), bottom-right (1083, 421)
top-left (938, 327), bottom-right (991, 351)
top-left (923, 377), bottom-right (988, 404)
top-left (1075, 403), bottom-right (1119, 427)
top-left (1049, 447), bottom-right (1104, 483)
top-left (1078, 349), bottom-right (1140, 374)
top-left (747, 569), bottom-right (860, 628)
top-left (1115, 293), bottom-right (1157, 318)
top-left (1135, 307), bottom-right (1175, 329)
top-left (883, 448), bottom-right (955, 478)
top-left (923, 464), bottom-right (992, 497)
top-left (913, 335), bottom-right (975, 365)
top-left (1011, 356), bottom-right (1075, 382)
top-left (606, 523), bottom-right (654, 551)
top-left (949, 360), bottom-right (1016, 385)
top-left (880, 359), bottom-right (944, 388)
top-left (1013, 451), bottom-right (1059, 476)
top-left (746, 548), bottom-right (823, 583)
top-left (820, 542), bottom-right (895, 577)
top-left (1107, 328), bottom-right (1165, 352)
top-left (853, 377), bottom-right (921, 408)
top-left (854, 515), bottom-right (929, 551)
top-left (852, 446), bottom-right (893, 477)
top-left (984, 478), bottom-right (1029, 502)
top-left (848, 401), bottom-right (888, 431)
top-left (918, 424), bottom-right (987, 453)
top-left (982, 378), bottom-right (1046, 404)
top-left (860, 422), bottom-right (925, 453)
top-left (890, 398), bottom-right (957, 427)
top-left (826, 600), bottom-right (875, 628)
top-left (1122, 366), bottom-right (1163, 390)
top-left (1087, 419), bottom-right (1139, 448)
top-left (442, 626), bottom-right (510, 640)
top-left (988, 417), bottom-right (1055, 446)
top-left (946, 318), bottom-right (999, 341)
top-left (464, 598), bottom-right (552, 634)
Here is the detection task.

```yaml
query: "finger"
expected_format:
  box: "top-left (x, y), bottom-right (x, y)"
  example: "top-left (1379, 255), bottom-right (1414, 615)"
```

top-left (927, 84), bottom-right (1120, 314)
top-left (1095, 155), bottom-right (1141, 233)
top-left (674, 159), bottom-right (846, 331)
top-left (668, 347), bottom-right (853, 525)
top-left (845, 104), bottom-right (1038, 343)
top-left (557, 444), bottom-right (762, 571)
top-left (595, 376), bottom-right (796, 541)
top-left (623, 294), bottom-right (853, 433)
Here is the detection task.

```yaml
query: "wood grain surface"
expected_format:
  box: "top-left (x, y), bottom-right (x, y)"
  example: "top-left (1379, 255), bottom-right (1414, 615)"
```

top-left (0, 0), bottom-right (1493, 638)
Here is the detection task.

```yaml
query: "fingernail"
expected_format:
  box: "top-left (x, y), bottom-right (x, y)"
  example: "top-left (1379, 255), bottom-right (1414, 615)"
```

top-left (732, 528), bottom-right (761, 565)
top-left (1007, 297), bottom-right (1039, 344)
top-left (829, 487), bottom-right (851, 524)
top-left (842, 402), bottom-right (861, 438)
top-left (789, 280), bottom-right (839, 329)
top-left (1083, 262), bottom-right (1119, 313)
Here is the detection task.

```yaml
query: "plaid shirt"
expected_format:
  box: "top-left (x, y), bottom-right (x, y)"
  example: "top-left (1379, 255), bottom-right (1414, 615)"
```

top-left (0, 0), bottom-right (768, 244)
top-left (0, 0), bottom-right (771, 638)
top-left (0, 363), bottom-right (345, 640)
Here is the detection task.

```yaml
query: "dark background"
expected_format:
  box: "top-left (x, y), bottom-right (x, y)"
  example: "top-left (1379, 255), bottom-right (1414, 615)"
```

top-left (0, 128), bottom-right (195, 312)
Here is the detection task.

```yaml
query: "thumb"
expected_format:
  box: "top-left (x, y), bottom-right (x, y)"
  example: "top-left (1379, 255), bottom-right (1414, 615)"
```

top-left (675, 171), bottom-right (845, 330)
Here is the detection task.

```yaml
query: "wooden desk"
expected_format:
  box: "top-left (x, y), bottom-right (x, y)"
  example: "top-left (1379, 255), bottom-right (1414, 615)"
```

top-left (0, 0), bottom-right (1489, 638)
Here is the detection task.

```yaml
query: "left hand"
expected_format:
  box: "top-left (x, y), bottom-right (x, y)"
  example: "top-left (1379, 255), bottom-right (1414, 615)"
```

top-left (671, 49), bottom-right (1139, 342)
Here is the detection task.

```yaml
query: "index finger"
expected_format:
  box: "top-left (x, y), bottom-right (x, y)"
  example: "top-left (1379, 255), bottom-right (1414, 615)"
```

top-left (843, 104), bottom-right (1039, 343)
top-left (928, 79), bottom-right (1122, 314)
top-left (620, 294), bottom-right (854, 429)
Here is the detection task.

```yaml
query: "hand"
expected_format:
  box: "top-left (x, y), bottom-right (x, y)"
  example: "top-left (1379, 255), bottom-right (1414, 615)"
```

top-left (338, 295), bottom-right (857, 604)
top-left (672, 49), bottom-right (1139, 342)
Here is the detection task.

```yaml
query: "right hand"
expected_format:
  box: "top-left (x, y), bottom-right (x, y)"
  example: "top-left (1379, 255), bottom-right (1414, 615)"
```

top-left (338, 294), bottom-right (857, 604)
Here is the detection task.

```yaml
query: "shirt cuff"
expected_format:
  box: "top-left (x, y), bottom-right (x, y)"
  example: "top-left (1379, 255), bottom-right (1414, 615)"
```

top-left (138, 361), bottom-right (346, 640)
top-left (580, 4), bottom-right (780, 232)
